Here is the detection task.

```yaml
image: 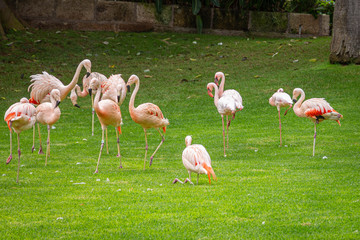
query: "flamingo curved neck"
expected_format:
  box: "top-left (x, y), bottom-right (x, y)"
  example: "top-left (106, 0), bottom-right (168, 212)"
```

top-left (62, 61), bottom-right (86, 100)
top-left (129, 80), bottom-right (140, 112)
top-left (212, 83), bottom-right (219, 107)
top-left (293, 90), bottom-right (305, 116)
top-left (93, 86), bottom-right (101, 110)
top-left (75, 84), bottom-right (88, 97)
top-left (218, 73), bottom-right (225, 96)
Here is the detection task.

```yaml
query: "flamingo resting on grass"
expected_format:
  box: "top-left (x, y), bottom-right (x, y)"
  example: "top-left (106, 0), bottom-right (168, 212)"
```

top-left (173, 136), bottom-right (217, 185)
top-left (207, 82), bottom-right (243, 157)
top-left (269, 88), bottom-right (293, 146)
top-left (126, 75), bottom-right (169, 170)
top-left (4, 98), bottom-right (36, 183)
top-left (292, 88), bottom-right (342, 156)
top-left (89, 78), bottom-right (123, 173)
top-left (35, 89), bottom-right (61, 166)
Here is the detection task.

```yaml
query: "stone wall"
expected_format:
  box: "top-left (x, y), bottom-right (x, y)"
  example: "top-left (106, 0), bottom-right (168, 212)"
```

top-left (12, 0), bottom-right (330, 37)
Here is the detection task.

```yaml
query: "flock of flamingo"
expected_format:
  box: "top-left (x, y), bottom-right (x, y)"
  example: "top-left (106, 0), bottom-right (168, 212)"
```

top-left (4, 59), bottom-right (343, 184)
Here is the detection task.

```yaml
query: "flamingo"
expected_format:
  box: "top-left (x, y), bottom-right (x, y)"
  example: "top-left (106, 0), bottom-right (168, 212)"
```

top-left (292, 88), bottom-right (343, 156)
top-left (214, 72), bottom-right (243, 110)
top-left (207, 82), bottom-right (243, 157)
top-left (28, 59), bottom-right (91, 104)
top-left (108, 74), bottom-right (127, 105)
top-left (269, 88), bottom-right (293, 146)
top-left (173, 136), bottom-right (217, 185)
top-left (126, 74), bottom-right (169, 170)
top-left (35, 89), bottom-right (61, 166)
top-left (4, 98), bottom-right (36, 183)
top-left (89, 77), bottom-right (123, 173)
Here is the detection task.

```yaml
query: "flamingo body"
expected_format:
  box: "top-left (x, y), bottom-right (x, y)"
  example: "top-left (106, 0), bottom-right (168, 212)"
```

top-left (292, 88), bottom-right (342, 156)
top-left (4, 98), bottom-right (36, 182)
top-left (214, 72), bottom-right (243, 111)
top-left (126, 74), bottom-right (169, 169)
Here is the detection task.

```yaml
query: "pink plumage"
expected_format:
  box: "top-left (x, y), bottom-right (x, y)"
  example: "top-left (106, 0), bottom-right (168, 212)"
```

top-left (126, 74), bottom-right (169, 170)
top-left (4, 98), bottom-right (36, 183)
top-left (292, 88), bottom-right (343, 156)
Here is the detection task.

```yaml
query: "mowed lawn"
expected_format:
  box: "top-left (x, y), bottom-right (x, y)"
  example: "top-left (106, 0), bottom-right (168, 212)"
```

top-left (0, 30), bottom-right (359, 239)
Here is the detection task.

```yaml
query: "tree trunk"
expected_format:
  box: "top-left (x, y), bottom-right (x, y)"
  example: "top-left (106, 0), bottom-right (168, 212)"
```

top-left (329, 0), bottom-right (360, 64)
top-left (0, 0), bottom-right (25, 39)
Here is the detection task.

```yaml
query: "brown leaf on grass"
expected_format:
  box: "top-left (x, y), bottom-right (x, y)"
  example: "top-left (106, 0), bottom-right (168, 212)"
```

top-left (144, 75), bottom-right (152, 78)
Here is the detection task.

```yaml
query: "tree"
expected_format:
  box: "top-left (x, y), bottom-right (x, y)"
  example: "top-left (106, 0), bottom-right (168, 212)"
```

top-left (0, 0), bottom-right (25, 40)
top-left (330, 0), bottom-right (360, 64)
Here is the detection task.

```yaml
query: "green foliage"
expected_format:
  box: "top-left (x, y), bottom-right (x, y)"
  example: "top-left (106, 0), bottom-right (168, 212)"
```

top-left (0, 30), bottom-right (359, 239)
top-left (192, 0), bottom-right (202, 14)
top-left (155, 0), bottom-right (163, 14)
top-left (196, 14), bottom-right (203, 34)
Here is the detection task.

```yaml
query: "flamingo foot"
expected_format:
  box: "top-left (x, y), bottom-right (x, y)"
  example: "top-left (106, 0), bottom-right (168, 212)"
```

top-left (119, 165), bottom-right (123, 169)
top-left (94, 169), bottom-right (98, 174)
top-left (31, 146), bottom-right (35, 153)
top-left (184, 178), bottom-right (194, 185)
top-left (38, 147), bottom-right (44, 154)
top-left (6, 155), bottom-right (12, 164)
top-left (173, 178), bottom-right (182, 184)
top-left (224, 154), bottom-right (227, 157)
top-left (149, 156), bottom-right (153, 166)
top-left (116, 154), bottom-right (120, 157)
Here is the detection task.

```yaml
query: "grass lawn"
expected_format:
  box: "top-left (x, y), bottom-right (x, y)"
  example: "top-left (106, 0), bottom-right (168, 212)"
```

top-left (0, 30), bottom-right (359, 239)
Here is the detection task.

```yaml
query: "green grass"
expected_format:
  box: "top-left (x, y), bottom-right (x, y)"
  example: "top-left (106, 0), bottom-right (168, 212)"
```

top-left (0, 30), bottom-right (359, 239)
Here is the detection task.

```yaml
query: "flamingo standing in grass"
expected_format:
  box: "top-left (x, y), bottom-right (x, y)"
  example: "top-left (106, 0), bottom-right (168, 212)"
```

top-left (207, 82), bottom-right (243, 157)
top-left (28, 59), bottom-right (91, 104)
top-left (35, 89), bottom-right (61, 166)
top-left (269, 88), bottom-right (293, 146)
top-left (292, 88), bottom-right (342, 156)
top-left (214, 72), bottom-right (243, 108)
top-left (173, 136), bottom-right (217, 185)
top-left (89, 78), bottom-right (123, 173)
top-left (126, 75), bottom-right (169, 170)
top-left (108, 74), bottom-right (127, 105)
top-left (4, 98), bottom-right (36, 183)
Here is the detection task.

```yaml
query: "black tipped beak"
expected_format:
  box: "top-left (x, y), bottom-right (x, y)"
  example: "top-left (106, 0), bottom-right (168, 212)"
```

top-left (117, 95), bottom-right (120, 103)
top-left (88, 88), bottom-right (92, 96)
top-left (74, 104), bottom-right (80, 108)
top-left (86, 72), bottom-right (91, 78)
top-left (292, 99), bottom-right (297, 103)
top-left (214, 77), bottom-right (219, 86)
top-left (55, 101), bottom-right (61, 108)
top-left (126, 85), bottom-right (131, 92)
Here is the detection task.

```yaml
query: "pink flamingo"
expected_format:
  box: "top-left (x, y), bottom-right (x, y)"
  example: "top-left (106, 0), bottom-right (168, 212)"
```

top-left (35, 89), bottom-right (61, 166)
top-left (4, 98), bottom-right (36, 183)
top-left (214, 72), bottom-right (243, 110)
top-left (28, 59), bottom-right (91, 104)
top-left (108, 74), bottom-right (127, 105)
top-left (90, 78), bottom-right (123, 173)
top-left (269, 88), bottom-right (293, 146)
top-left (292, 88), bottom-right (343, 156)
top-left (173, 136), bottom-right (217, 185)
top-left (207, 82), bottom-right (243, 157)
top-left (126, 75), bottom-right (169, 170)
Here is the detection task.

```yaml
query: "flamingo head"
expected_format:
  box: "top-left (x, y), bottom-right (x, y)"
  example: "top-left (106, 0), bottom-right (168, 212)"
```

top-left (126, 75), bottom-right (139, 92)
top-left (20, 98), bottom-right (29, 103)
top-left (50, 89), bottom-right (61, 108)
top-left (292, 88), bottom-right (303, 103)
top-left (214, 72), bottom-right (224, 86)
top-left (88, 78), bottom-right (100, 96)
top-left (82, 59), bottom-right (92, 77)
top-left (185, 135), bottom-right (192, 147)
top-left (277, 88), bottom-right (284, 93)
top-left (207, 83), bottom-right (214, 98)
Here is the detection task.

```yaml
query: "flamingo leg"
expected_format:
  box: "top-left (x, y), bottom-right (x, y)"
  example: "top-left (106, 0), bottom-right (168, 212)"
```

top-left (38, 123), bottom-right (43, 154)
top-left (106, 128), bottom-right (109, 154)
top-left (16, 133), bottom-right (21, 183)
top-left (149, 128), bottom-right (165, 167)
top-left (143, 129), bottom-right (148, 170)
top-left (7, 122), bottom-right (12, 164)
top-left (226, 115), bottom-right (231, 149)
top-left (182, 172), bottom-right (194, 184)
top-left (313, 122), bottom-right (317, 157)
top-left (45, 125), bottom-right (50, 166)
top-left (95, 129), bottom-right (105, 173)
top-left (116, 129), bottom-right (122, 168)
top-left (278, 107), bottom-right (282, 147)
top-left (221, 115), bottom-right (226, 157)
top-left (31, 125), bottom-right (35, 153)
top-left (91, 94), bottom-right (95, 136)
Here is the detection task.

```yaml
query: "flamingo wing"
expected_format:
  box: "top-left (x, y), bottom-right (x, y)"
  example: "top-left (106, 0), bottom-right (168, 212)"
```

top-left (303, 98), bottom-right (333, 118)
top-left (28, 72), bottom-right (63, 104)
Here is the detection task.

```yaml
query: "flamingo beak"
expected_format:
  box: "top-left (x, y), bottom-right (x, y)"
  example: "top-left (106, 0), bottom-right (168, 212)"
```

top-left (292, 99), bottom-right (297, 103)
top-left (207, 88), bottom-right (214, 98)
top-left (55, 101), bottom-right (61, 108)
top-left (88, 88), bottom-right (92, 96)
top-left (126, 85), bottom-right (131, 92)
top-left (74, 104), bottom-right (80, 108)
top-left (214, 77), bottom-right (219, 86)
top-left (117, 95), bottom-right (120, 103)
top-left (86, 72), bottom-right (91, 78)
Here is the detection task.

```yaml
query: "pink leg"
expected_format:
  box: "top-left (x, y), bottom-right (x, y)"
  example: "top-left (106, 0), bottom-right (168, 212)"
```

top-left (226, 115), bottom-right (231, 149)
top-left (116, 130), bottom-right (122, 168)
top-left (278, 109), bottom-right (282, 147)
top-left (95, 129), bottom-right (105, 173)
top-left (16, 133), bottom-right (21, 183)
top-left (91, 95), bottom-right (95, 136)
top-left (38, 123), bottom-right (44, 154)
top-left (31, 125), bottom-right (35, 153)
top-left (143, 129), bottom-right (148, 170)
top-left (222, 115), bottom-right (226, 157)
top-left (106, 128), bottom-right (109, 154)
top-left (313, 122), bottom-right (317, 157)
top-left (7, 122), bottom-right (12, 164)
top-left (149, 129), bottom-right (165, 167)
top-left (45, 125), bottom-right (50, 166)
